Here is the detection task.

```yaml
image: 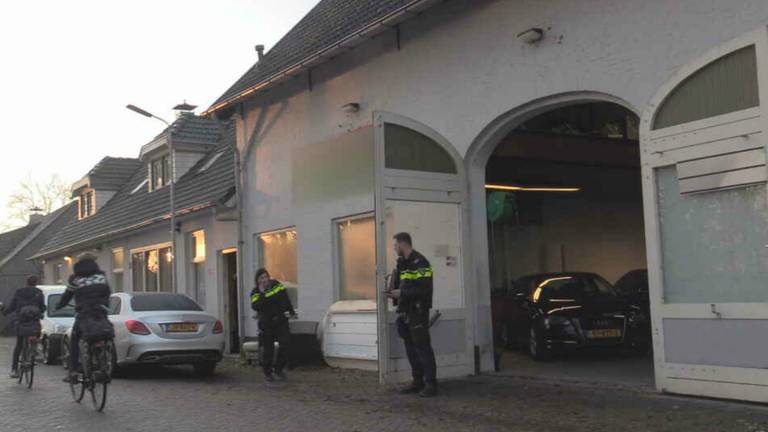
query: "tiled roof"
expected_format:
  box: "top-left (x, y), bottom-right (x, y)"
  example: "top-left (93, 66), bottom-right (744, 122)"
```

top-left (151, 114), bottom-right (222, 145)
top-left (0, 224), bottom-right (40, 262)
top-left (33, 122), bottom-right (236, 259)
top-left (87, 157), bottom-right (143, 191)
top-left (209, 0), bottom-right (432, 111)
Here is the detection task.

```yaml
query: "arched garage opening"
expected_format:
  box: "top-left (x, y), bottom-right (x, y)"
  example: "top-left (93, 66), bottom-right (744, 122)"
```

top-left (469, 95), bottom-right (653, 386)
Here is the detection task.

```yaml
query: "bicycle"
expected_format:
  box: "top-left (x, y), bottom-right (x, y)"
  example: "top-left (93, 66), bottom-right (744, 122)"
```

top-left (17, 335), bottom-right (38, 389)
top-left (69, 338), bottom-right (114, 412)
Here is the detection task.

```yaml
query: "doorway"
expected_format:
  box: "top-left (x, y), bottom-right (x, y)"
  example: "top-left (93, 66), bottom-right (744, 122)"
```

top-left (223, 251), bottom-right (240, 354)
top-left (484, 101), bottom-right (653, 386)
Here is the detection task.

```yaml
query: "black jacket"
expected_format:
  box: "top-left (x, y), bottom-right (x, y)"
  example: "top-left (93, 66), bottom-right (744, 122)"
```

top-left (250, 280), bottom-right (295, 330)
top-left (393, 250), bottom-right (433, 313)
top-left (3, 286), bottom-right (46, 319)
top-left (56, 259), bottom-right (111, 315)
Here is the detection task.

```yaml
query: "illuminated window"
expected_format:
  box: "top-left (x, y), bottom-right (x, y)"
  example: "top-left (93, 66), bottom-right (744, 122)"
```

top-left (112, 248), bottom-right (124, 293)
top-left (191, 231), bottom-right (206, 263)
top-left (79, 190), bottom-right (95, 219)
top-left (258, 228), bottom-right (298, 307)
top-left (150, 155), bottom-right (171, 191)
top-left (131, 246), bottom-right (173, 292)
top-left (189, 230), bottom-right (206, 306)
top-left (336, 215), bottom-right (376, 301)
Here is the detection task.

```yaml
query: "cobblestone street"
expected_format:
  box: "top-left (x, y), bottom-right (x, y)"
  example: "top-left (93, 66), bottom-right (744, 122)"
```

top-left (2, 338), bottom-right (768, 431)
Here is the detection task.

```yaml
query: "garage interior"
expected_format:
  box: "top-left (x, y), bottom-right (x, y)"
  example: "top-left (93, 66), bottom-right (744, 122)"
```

top-left (487, 102), bottom-right (654, 386)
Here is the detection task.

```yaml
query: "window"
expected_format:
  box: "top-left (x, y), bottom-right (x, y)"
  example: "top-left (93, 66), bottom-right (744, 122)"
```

top-left (108, 297), bottom-right (122, 315)
top-left (53, 263), bottom-right (64, 284)
top-left (131, 293), bottom-right (202, 312)
top-left (384, 124), bottom-right (456, 174)
top-left (653, 45), bottom-right (759, 129)
top-left (150, 155), bottom-right (171, 191)
top-left (112, 248), bottom-right (124, 293)
top-left (336, 215), bottom-right (376, 301)
top-left (48, 294), bottom-right (75, 317)
top-left (190, 230), bottom-right (206, 306)
top-left (79, 190), bottom-right (95, 219)
top-left (131, 246), bottom-right (173, 292)
top-left (191, 231), bottom-right (206, 263)
top-left (258, 228), bottom-right (298, 307)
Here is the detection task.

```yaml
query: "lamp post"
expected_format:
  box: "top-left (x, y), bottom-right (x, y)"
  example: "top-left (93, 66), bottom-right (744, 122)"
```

top-left (126, 104), bottom-right (177, 294)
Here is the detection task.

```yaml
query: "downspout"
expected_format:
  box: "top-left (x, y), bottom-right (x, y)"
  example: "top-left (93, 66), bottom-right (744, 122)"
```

top-left (213, 108), bottom-right (248, 351)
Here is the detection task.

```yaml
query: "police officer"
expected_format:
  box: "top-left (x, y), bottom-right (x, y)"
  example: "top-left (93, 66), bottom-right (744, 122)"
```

top-left (250, 268), bottom-right (296, 382)
top-left (386, 232), bottom-right (437, 398)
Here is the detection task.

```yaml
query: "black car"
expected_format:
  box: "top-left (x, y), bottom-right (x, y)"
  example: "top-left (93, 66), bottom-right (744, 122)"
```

top-left (503, 272), bottom-right (650, 360)
top-left (614, 269), bottom-right (650, 316)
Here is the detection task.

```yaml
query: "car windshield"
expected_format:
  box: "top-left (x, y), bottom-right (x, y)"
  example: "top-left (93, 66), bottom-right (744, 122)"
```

top-left (130, 294), bottom-right (203, 312)
top-left (47, 294), bottom-right (75, 317)
top-left (528, 274), bottom-right (616, 303)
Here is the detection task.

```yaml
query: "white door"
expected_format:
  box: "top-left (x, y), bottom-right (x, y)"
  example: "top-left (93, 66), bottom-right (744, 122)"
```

top-left (374, 112), bottom-right (474, 384)
top-left (642, 26), bottom-right (768, 402)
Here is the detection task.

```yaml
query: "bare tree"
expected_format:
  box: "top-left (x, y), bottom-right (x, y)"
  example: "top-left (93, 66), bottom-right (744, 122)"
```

top-left (2, 175), bottom-right (72, 231)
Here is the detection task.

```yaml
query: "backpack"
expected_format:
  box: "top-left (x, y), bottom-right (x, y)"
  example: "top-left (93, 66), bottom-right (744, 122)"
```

top-left (16, 319), bottom-right (41, 338)
top-left (78, 314), bottom-right (115, 343)
top-left (18, 304), bottom-right (41, 321)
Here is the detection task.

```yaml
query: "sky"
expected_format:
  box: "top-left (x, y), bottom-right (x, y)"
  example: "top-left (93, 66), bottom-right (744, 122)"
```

top-left (0, 0), bottom-right (318, 225)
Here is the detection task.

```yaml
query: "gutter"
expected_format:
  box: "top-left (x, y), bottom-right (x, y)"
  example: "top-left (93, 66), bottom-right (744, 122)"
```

top-left (29, 203), bottom-right (215, 260)
top-left (203, 0), bottom-right (444, 116)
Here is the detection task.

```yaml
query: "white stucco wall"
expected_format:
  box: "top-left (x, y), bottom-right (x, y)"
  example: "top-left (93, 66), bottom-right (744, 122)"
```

top-left (234, 0), bottom-right (768, 368)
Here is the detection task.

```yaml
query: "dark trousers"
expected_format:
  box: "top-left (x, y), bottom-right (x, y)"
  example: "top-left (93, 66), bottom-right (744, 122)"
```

top-left (69, 318), bottom-right (82, 372)
top-left (260, 322), bottom-right (290, 375)
top-left (11, 335), bottom-right (22, 371)
top-left (397, 311), bottom-right (437, 385)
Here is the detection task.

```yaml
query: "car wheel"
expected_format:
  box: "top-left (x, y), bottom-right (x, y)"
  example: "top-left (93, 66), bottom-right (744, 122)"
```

top-left (193, 361), bottom-right (217, 377)
top-left (109, 343), bottom-right (125, 378)
top-left (39, 337), bottom-right (49, 364)
top-left (529, 326), bottom-right (551, 361)
top-left (61, 337), bottom-right (70, 370)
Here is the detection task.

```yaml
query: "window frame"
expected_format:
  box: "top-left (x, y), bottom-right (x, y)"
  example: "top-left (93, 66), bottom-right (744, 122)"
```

top-left (332, 213), bottom-right (376, 302)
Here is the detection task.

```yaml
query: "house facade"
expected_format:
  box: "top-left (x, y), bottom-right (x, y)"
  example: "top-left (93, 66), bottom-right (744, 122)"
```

top-left (31, 114), bottom-right (242, 352)
top-left (205, 0), bottom-right (768, 402)
top-left (0, 205), bottom-right (77, 334)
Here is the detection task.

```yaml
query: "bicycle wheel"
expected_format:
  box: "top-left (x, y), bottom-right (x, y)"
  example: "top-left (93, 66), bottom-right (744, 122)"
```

top-left (89, 345), bottom-right (108, 412)
top-left (70, 374), bottom-right (85, 402)
top-left (26, 341), bottom-right (36, 389)
top-left (17, 340), bottom-right (28, 385)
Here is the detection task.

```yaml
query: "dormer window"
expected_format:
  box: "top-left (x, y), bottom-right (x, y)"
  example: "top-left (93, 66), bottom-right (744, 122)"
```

top-left (150, 155), bottom-right (171, 191)
top-left (78, 190), bottom-right (95, 219)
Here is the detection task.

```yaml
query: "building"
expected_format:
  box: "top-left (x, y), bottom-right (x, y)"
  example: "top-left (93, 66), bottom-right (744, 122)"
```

top-left (0, 204), bottom-right (77, 334)
top-left (31, 113), bottom-right (242, 352)
top-left (204, 0), bottom-right (768, 402)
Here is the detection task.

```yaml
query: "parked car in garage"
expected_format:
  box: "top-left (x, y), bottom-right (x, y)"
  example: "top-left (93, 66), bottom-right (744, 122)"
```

top-left (39, 286), bottom-right (75, 365)
top-left (502, 272), bottom-right (650, 360)
top-left (614, 269), bottom-right (650, 315)
top-left (108, 292), bottom-right (225, 376)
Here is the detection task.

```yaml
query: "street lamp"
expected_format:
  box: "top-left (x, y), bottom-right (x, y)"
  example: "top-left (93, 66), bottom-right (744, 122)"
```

top-left (126, 104), bottom-right (177, 294)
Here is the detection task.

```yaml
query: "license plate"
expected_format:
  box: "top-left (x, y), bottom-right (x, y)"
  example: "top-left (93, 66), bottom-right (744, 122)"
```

top-left (587, 329), bottom-right (621, 339)
top-left (167, 323), bottom-right (198, 333)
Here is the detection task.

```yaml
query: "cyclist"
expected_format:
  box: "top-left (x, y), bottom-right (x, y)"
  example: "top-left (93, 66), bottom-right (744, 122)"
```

top-left (56, 254), bottom-right (111, 383)
top-left (3, 275), bottom-right (45, 378)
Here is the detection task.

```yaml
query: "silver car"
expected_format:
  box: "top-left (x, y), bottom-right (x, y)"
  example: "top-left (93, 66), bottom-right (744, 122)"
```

top-left (109, 292), bottom-right (225, 376)
top-left (39, 286), bottom-right (75, 365)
